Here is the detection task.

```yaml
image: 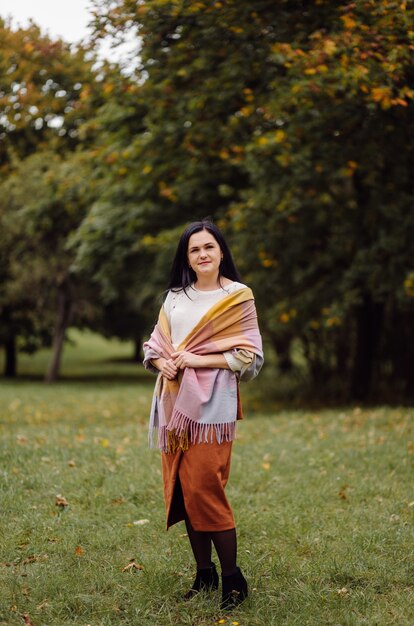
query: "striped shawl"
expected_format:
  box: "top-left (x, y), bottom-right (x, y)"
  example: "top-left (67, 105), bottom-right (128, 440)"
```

top-left (143, 287), bottom-right (263, 452)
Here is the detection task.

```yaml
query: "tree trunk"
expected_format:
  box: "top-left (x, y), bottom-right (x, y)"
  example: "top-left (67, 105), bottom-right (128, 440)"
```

top-left (4, 334), bottom-right (17, 378)
top-left (335, 326), bottom-right (350, 378)
top-left (133, 336), bottom-right (143, 363)
top-left (271, 334), bottom-right (293, 373)
top-left (351, 294), bottom-right (384, 401)
top-left (45, 286), bottom-right (74, 383)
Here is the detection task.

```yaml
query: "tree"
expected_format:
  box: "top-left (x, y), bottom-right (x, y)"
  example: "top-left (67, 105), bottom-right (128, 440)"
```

top-left (76, 1), bottom-right (414, 399)
top-left (0, 150), bottom-right (100, 380)
top-left (0, 19), bottom-right (107, 378)
top-left (228, 0), bottom-right (414, 399)
top-left (75, 0), bottom-right (305, 325)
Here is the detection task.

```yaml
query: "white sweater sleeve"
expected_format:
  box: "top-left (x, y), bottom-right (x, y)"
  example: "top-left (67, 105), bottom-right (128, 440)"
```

top-left (223, 351), bottom-right (242, 372)
top-left (223, 349), bottom-right (255, 374)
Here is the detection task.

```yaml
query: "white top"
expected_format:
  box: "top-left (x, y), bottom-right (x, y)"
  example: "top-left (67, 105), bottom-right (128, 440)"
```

top-left (164, 281), bottom-right (248, 372)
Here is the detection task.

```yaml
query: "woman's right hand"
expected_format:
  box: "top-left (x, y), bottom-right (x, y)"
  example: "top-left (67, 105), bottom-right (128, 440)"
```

top-left (152, 357), bottom-right (178, 380)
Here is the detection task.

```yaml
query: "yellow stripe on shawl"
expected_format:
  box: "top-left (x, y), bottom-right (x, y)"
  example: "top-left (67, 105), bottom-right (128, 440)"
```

top-left (153, 306), bottom-right (179, 398)
top-left (158, 305), bottom-right (171, 339)
top-left (177, 286), bottom-right (254, 351)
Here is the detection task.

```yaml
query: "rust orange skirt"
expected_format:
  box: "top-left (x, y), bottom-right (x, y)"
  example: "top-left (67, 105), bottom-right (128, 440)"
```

top-left (161, 434), bottom-right (235, 532)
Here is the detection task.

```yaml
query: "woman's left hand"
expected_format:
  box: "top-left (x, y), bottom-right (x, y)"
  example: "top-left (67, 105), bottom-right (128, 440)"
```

top-left (171, 351), bottom-right (204, 369)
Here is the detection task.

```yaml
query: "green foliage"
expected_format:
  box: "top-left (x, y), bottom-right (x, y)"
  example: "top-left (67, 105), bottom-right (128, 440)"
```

top-left (227, 0), bottom-right (414, 399)
top-left (88, 0), bottom-right (414, 399)
top-left (0, 150), bottom-right (96, 354)
top-left (2, 3), bottom-right (414, 398)
top-left (0, 18), bottom-right (101, 169)
top-left (0, 19), bottom-right (125, 376)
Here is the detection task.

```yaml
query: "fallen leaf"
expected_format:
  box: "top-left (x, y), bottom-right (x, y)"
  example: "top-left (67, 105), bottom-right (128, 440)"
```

top-left (55, 495), bottom-right (69, 508)
top-left (74, 546), bottom-right (85, 556)
top-left (68, 459), bottom-right (76, 467)
top-left (337, 587), bottom-right (349, 596)
top-left (112, 497), bottom-right (126, 505)
top-left (21, 613), bottom-right (35, 625)
top-left (22, 555), bottom-right (45, 565)
top-left (121, 559), bottom-right (144, 573)
top-left (36, 600), bottom-right (48, 610)
top-left (338, 484), bottom-right (349, 500)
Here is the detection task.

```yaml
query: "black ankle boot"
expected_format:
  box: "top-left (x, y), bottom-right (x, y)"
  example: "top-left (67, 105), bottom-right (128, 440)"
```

top-left (183, 562), bottom-right (219, 599)
top-left (221, 567), bottom-right (248, 609)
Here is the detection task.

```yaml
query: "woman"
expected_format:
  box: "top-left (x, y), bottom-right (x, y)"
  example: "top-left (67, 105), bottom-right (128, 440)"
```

top-left (143, 219), bottom-right (263, 609)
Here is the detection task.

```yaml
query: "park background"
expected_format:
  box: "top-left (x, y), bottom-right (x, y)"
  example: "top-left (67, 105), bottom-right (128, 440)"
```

top-left (1, 2), bottom-right (414, 625)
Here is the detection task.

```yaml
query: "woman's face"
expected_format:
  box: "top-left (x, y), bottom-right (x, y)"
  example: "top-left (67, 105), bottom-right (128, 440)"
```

top-left (187, 229), bottom-right (223, 280)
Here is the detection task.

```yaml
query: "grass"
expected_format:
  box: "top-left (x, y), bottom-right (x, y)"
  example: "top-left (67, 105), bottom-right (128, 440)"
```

top-left (1, 332), bottom-right (414, 625)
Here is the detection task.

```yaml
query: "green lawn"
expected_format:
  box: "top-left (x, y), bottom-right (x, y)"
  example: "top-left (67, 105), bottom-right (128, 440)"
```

top-left (1, 333), bottom-right (413, 625)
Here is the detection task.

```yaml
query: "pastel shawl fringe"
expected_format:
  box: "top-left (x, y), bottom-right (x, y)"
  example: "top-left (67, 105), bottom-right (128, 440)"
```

top-left (143, 287), bottom-right (263, 453)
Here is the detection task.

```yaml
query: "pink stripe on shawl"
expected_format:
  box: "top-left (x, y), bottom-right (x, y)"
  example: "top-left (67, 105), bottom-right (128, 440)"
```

top-left (143, 288), bottom-right (263, 452)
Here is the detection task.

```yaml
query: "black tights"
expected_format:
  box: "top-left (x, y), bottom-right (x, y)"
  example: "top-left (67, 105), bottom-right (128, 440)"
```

top-left (184, 514), bottom-right (238, 576)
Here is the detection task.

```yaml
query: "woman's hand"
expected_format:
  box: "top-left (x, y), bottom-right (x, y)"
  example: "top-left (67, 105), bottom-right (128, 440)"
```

top-left (171, 351), bottom-right (205, 369)
top-left (152, 357), bottom-right (178, 380)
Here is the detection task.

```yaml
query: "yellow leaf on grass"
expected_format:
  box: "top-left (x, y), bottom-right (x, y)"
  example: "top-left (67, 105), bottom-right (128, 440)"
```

top-left (55, 494), bottom-right (69, 508)
top-left (337, 586), bottom-right (349, 595)
top-left (121, 559), bottom-right (144, 573)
